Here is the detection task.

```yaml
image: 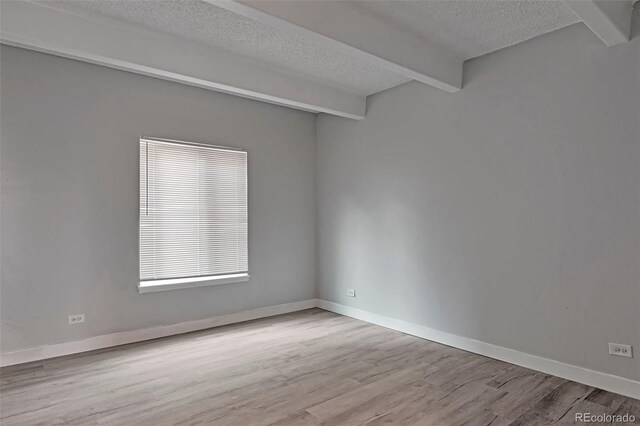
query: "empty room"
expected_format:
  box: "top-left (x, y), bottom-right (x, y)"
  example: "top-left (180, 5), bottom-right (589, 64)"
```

top-left (1, 0), bottom-right (639, 424)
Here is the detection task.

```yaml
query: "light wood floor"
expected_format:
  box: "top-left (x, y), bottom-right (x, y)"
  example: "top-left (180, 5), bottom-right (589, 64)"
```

top-left (1, 309), bottom-right (638, 425)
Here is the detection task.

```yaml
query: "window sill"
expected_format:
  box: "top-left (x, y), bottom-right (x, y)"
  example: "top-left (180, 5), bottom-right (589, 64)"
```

top-left (139, 273), bottom-right (250, 293)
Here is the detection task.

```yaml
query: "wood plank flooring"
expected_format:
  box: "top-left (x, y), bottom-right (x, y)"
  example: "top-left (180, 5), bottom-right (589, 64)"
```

top-left (1, 309), bottom-right (638, 425)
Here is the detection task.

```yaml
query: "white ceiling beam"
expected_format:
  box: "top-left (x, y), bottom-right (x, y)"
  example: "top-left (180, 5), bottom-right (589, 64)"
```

top-left (0, 1), bottom-right (365, 120)
top-left (564, 0), bottom-right (633, 46)
top-left (209, 0), bottom-right (463, 93)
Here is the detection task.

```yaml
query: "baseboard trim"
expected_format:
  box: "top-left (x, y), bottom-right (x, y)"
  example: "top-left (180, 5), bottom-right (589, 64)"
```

top-left (316, 299), bottom-right (640, 400)
top-left (3, 298), bottom-right (638, 400)
top-left (0, 299), bottom-right (316, 367)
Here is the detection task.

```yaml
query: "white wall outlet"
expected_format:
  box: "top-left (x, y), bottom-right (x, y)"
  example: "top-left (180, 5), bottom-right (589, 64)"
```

top-left (608, 343), bottom-right (632, 358)
top-left (68, 314), bottom-right (85, 325)
top-left (347, 289), bottom-right (356, 297)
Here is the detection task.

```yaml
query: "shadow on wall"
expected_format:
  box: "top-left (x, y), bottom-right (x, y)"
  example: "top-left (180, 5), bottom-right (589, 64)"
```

top-left (632, 5), bottom-right (640, 40)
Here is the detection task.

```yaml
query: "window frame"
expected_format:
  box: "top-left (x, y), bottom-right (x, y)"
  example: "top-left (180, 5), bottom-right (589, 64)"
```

top-left (138, 136), bottom-right (250, 293)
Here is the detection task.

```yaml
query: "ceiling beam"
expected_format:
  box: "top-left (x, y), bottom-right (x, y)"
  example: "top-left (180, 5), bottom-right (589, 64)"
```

top-left (209, 0), bottom-right (463, 93)
top-left (0, 1), bottom-right (365, 120)
top-left (564, 0), bottom-right (633, 46)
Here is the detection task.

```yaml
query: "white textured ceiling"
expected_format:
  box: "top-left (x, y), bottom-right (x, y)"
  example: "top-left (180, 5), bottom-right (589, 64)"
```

top-left (39, 0), bottom-right (581, 97)
top-left (345, 0), bottom-right (581, 60)
top-left (39, 0), bottom-right (410, 96)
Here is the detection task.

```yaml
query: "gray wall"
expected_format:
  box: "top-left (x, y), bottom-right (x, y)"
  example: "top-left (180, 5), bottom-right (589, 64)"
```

top-left (0, 46), bottom-right (316, 353)
top-left (317, 23), bottom-right (640, 380)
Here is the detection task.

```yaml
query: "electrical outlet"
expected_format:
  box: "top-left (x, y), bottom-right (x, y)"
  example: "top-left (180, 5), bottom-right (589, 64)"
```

top-left (347, 289), bottom-right (356, 297)
top-left (68, 314), bottom-right (85, 325)
top-left (608, 343), bottom-right (632, 358)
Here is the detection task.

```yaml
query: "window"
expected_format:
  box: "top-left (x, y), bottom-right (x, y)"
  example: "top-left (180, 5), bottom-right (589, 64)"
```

top-left (139, 137), bottom-right (248, 293)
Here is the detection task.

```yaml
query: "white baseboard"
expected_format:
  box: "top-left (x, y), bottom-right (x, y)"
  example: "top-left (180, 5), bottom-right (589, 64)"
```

top-left (316, 299), bottom-right (640, 400)
top-left (3, 298), bottom-right (638, 400)
top-left (0, 299), bottom-right (316, 367)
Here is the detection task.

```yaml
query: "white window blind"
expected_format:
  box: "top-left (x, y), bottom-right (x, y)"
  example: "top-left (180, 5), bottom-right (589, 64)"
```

top-left (140, 138), bottom-right (248, 282)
